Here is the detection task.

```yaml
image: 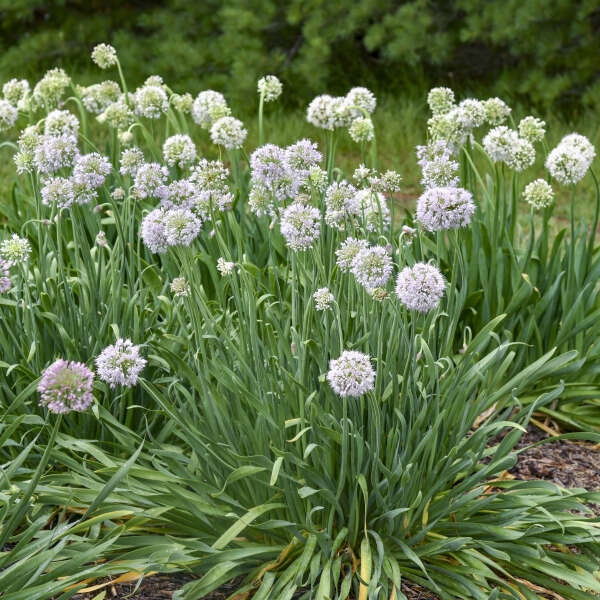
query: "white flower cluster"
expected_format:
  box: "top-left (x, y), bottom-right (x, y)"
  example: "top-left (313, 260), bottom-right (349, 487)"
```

top-left (163, 134), bottom-right (197, 169)
top-left (523, 179), bottom-right (554, 210)
top-left (350, 244), bottom-right (393, 292)
top-left (95, 338), bottom-right (146, 388)
top-left (416, 140), bottom-right (459, 189)
top-left (483, 126), bottom-right (535, 172)
top-left (327, 350), bottom-right (375, 398)
top-left (395, 263), bottom-right (445, 313)
top-left (307, 87), bottom-right (376, 131)
top-left (416, 187), bottom-right (476, 231)
top-left (191, 91), bottom-right (231, 129)
top-left (545, 133), bottom-right (596, 185)
top-left (257, 75), bottom-right (283, 102)
top-left (217, 257), bottom-right (235, 276)
top-left (280, 202), bottom-right (321, 251)
top-left (313, 287), bottom-right (334, 311)
top-left (210, 116), bottom-right (247, 150)
top-left (91, 44), bottom-right (118, 69)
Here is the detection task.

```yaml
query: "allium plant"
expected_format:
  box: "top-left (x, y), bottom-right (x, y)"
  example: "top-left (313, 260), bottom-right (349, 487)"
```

top-left (1, 59), bottom-right (600, 600)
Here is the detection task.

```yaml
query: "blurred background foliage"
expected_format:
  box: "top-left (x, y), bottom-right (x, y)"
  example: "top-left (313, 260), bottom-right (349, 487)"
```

top-left (1, 0), bottom-right (599, 113)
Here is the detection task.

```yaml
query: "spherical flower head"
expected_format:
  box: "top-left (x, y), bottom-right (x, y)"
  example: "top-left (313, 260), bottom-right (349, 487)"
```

top-left (79, 81), bottom-right (121, 114)
top-left (210, 116), bottom-right (247, 150)
top-left (0, 99), bottom-right (18, 132)
top-left (345, 87), bottom-right (376, 119)
top-left (73, 153), bottom-right (112, 189)
top-left (120, 147), bottom-right (145, 177)
top-left (191, 90), bottom-right (231, 129)
top-left (163, 208), bottom-right (203, 247)
top-left (348, 117), bottom-right (374, 144)
top-left (369, 170), bottom-right (403, 194)
top-left (41, 177), bottom-right (75, 209)
top-left (325, 181), bottom-right (359, 229)
top-left (38, 359), bottom-right (94, 413)
top-left (416, 186), bottom-right (475, 231)
top-left (190, 159), bottom-right (233, 217)
top-left (457, 99), bottom-right (486, 129)
top-left (546, 133), bottom-right (595, 185)
top-left (250, 144), bottom-right (291, 198)
top-left (304, 166), bottom-right (328, 193)
top-left (98, 98), bottom-right (134, 129)
top-left (133, 162), bottom-right (168, 199)
top-left (14, 126), bottom-right (40, 174)
top-left (33, 68), bottom-right (71, 108)
top-left (112, 187), bottom-right (125, 201)
top-left (416, 140), bottom-right (459, 189)
top-left (33, 134), bottom-right (79, 175)
top-left (217, 257), bottom-right (235, 276)
top-left (248, 183), bottom-right (272, 217)
top-left (327, 350), bottom-right (375, 398)
top-left (91, 43), bottom-right (118, 69)
top-left (336, 237), bottom-right (368, 271)
top-left (170, 92), bottom-right (194, 113)
top-left (524, 179), bottom-right (554, 210)
top-left (483, 97), bottom-right (511, 126)
top-left (313, 287), bottom-right (334, 311)
top-left (353, 164), bottom-right (372, 183)
top-left (1, 234), bottom-right (31, 266)
top-left (285, 139), bottom-right (322, 177)
top-left (307, 95), bottom-right (349, 130)
top-left (0, 258), bottom-right (11, 294)
top-left (427, 109), bottom-right (468, 152)
top-left (134, 85), bottom-right (168, 119)
top-left (355, 189), bottom-right (391, 232)
top-left (3, 79), bottom-right (30, 106)
top-left (118, 130), bottom-right (134, 146)
top-left (395, 263), bottom-right (445, 312)
top-left (350, 245), bottom-right (393, 291)
top-left (483, 126), bottom-right (535, 171)
top-left (280, 202), bottom-right (321, 251)
top-left (170, 277), bottom-right (189, 297)
top-left (163, 134), bottom-right (197, 169)
top-left (141, 208), bottom-right (169, 254)
top-left (96, 339), bottom-right (146, 388)
top-left (71, 177), bottom-right (98, 205)
top-left (427, 87), bottom-right (455, 115)
top-left (158, 179), bottom-right (197, 210)
top-left (257, 75), bottom-right (282, 102)
top-left (518, 116), bottom-right (546, 144)
top-left (44, 109), bottom-right (80, 137)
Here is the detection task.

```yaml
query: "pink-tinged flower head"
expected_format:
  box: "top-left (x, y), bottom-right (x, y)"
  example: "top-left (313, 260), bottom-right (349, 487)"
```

top-left (38, 359), bottom-right (94, 414)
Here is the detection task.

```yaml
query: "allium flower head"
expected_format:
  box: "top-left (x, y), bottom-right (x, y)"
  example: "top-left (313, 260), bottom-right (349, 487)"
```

top-left (217, 257), bottom-right (235, 276)
top-left (191, 90), bottom-right (231, 129)
top-left (38, 359), bottom-right (94, 414)
top-left (3, 79), bottom-right (30, 107)
top-left (524, 179), bottom-right (554, 210)
top-left (189, 159), bottom-right (233, 217)
top-left (163, 208), bottom-right (203, 247)
top-left (395, 263), bottom-right (445, 312)
top-left (33, 134), bottom-right (79, 175)
top-left (325, 181), bottom-right (359, 229)
top-left (348, 117), bottom-right (374, 143)
top-left (170, 92), bottom-right (194, 113)
top-left (79, 81), bottom-right (121, 114)
top-left (518, 116), bottom-right (546, 144)
top-left (41, 177), bottom-right (75, 209)
top-left (91, 43), bottom-right (118, 69)
top-left (98, 98), bottom-right (134, 129)
top-left (427, 87), bottom-right (455, 115)
top-left (416, 186), bottom-right (475, 231)
top-left (327, 350), bottom-right (375, 398)
top-left (210, 116), bottom-right (247, 150)
top-left (158, 179), bottom-right (197, 210)
top-left (427, 109), bottom-right (468, 152)
top-left (307, 95), bottom-right (349, 130)
top-left (313, 287), bottom-right (334, 311)
top-left (483, 127), bottom-right (535, 171)
top-left (257, 75), bottom-right (283, 102)
top-left (335, 237), bottom-right (368, 271)
top-left (73, 153), bottom-right (112, 188)
top-left (14, 126), bottom-right (40, 174)
top-left (133, 84), bottom-right (168, 119)
top-left (1, 234), bottom-right (31, 266)
top-left (96, 339), bottom-right (146, 388)
top-left (132, 162), bottom-right (168, 199)
top-left (457, 99), bottom-right (486, 129)
top-left (250, 144), bottom-right (297, 201)
top-left (141, 208), bottom-right (169, 254)
top-left (416, 140), bottom-right (459, 189)
top-left (0, 258), bottom-right (10, 294)
top-left (120, 147), bottom-right (145, 177)
top-left (483, 97), bottom-right (511, 126)
top-left (163, 134), bottom-right (197, 168)
top-left (353, 164), bottom-right (372, 183)
top-left (545, 133), bottom-right (595, 185)
top-left (280, 202), bottom-right (321, 251)
top-left (350, 245), bottom-right (393, 291)
top-left (369, 170), bottom-right (403, 193)
top-left (33, 68), bottom-right (71, 107)
top-left (284, 139), bottom-right (322, 178)
top-left (170, 277), bottom-right (189, 297)
top-left (345, 87), bottom-right (376, 118)
top-left (0, 99), bottom-right (18, 132)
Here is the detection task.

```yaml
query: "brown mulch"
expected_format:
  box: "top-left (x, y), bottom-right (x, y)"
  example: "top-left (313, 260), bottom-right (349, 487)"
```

top-left (57, 425), bottom-right (600, 600)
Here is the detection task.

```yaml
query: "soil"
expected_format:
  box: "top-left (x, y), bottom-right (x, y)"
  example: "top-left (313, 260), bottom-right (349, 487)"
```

top-left (56, 425), bottom-right (600, 600)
